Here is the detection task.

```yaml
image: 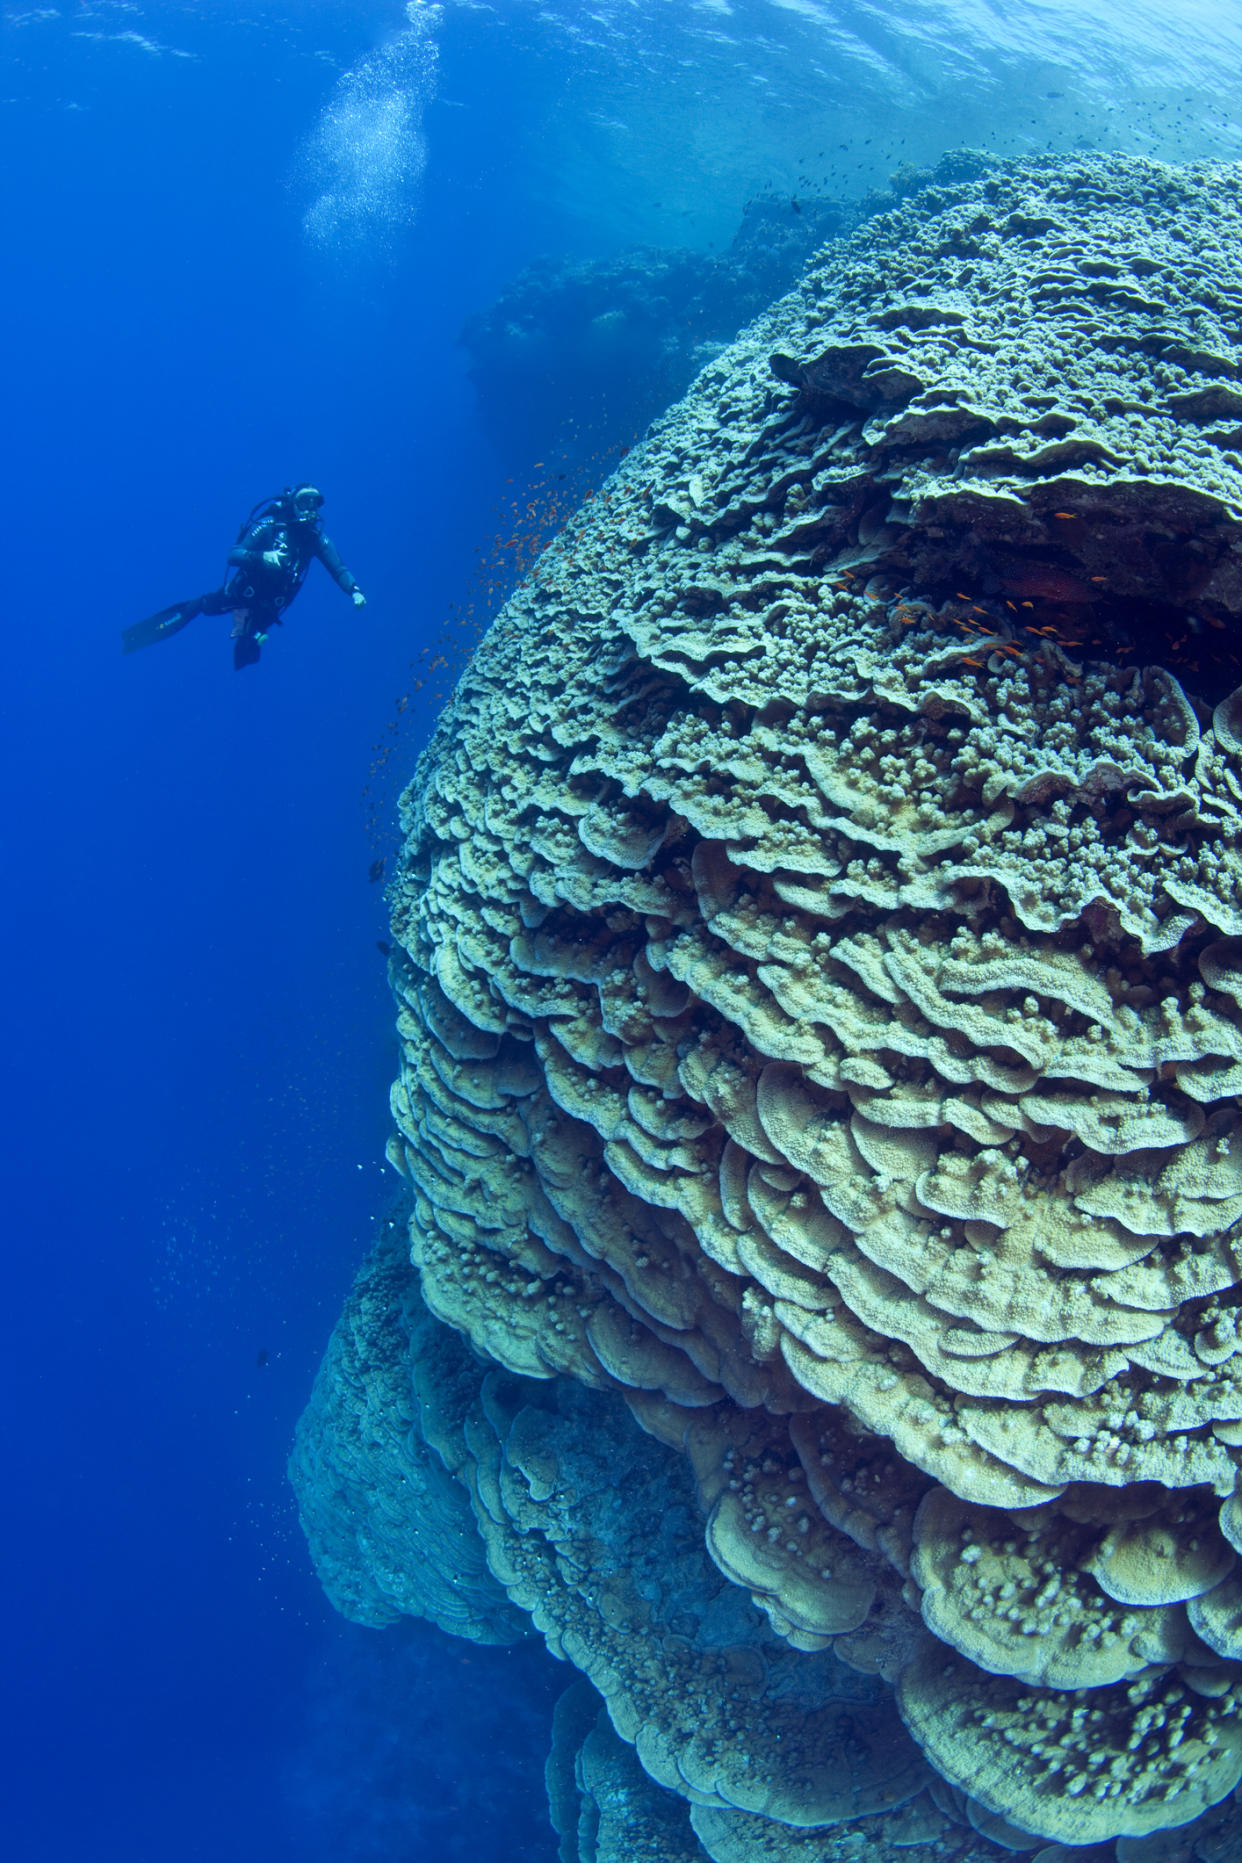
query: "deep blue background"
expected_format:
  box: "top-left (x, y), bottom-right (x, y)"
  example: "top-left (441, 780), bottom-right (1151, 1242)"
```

top-left (3, 1), bottom-right (1240, 1858)
top-left (0, 8), bottom-right (569, 1859)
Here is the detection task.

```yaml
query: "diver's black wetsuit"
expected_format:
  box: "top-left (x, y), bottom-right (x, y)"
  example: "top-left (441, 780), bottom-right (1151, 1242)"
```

top-left (191, 509), bottom-right (362, 670)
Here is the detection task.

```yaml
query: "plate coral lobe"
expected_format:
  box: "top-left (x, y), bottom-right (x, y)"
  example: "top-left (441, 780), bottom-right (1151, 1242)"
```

top-left (292, 153), bottom-right (1242, 1858)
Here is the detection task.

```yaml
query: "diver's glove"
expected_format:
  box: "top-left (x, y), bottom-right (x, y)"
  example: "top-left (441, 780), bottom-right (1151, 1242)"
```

top-left (352, 590), bottom-right (367, 608)
top-left (262, 547), bottom-right (289, 569)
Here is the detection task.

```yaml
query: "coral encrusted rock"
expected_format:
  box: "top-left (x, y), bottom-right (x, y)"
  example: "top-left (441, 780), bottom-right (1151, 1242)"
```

top-left (298, 153), bottom-right (1242, 1859)
top-left (289, 1208), bottom-right (527, 1644)
top-left (461, 195), bottom-right (851, 459)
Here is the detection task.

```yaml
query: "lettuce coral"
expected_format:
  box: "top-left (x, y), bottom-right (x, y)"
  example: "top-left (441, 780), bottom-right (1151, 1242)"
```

top-left (295, 152), bottom-right (1242, 1859)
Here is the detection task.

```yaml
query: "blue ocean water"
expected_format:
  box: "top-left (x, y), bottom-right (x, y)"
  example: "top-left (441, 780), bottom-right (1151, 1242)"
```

top-left (2, 3), bottom-right (1240, 1858)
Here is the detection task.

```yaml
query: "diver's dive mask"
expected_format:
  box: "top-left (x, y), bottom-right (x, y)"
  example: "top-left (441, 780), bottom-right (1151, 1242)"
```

top-left (290, 485), bottom-right (325, 523)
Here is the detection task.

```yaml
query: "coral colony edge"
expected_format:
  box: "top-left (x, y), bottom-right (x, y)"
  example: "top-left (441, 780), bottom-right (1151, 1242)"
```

top-left (291, 154), bottom-right (1242, 1862)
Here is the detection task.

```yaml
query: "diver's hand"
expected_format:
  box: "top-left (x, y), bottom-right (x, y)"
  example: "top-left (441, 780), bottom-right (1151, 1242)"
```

top-left (262, 547), bottom-right (289, 569)
top-left (352, 590), bottom-right (367, 608)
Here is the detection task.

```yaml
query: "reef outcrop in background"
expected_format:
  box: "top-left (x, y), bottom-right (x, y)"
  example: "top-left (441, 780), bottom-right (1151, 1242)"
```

top-left (294, 154), bottom-right (1242, 1861)
top-left (461, 195), bottom-right (850, 459)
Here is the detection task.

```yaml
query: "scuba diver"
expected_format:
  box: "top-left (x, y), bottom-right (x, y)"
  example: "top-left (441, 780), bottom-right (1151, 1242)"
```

top-left (123, 484), bottom-right (366, 671)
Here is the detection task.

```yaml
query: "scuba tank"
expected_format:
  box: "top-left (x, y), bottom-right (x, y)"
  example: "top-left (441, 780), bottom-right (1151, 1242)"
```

top-left (235, 487), bottom-right (324, 541)
top-left (235, 489), bottom-right (292, 543)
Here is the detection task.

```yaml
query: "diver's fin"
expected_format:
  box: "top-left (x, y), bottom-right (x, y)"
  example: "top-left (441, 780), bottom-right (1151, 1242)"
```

top-left (233, 633), bottom-right (261, 672)
top-left (121, 603), bottom-right (196, 655)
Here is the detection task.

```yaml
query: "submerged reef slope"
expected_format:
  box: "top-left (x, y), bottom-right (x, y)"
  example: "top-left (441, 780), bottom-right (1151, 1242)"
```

top-left (461, 196), bottom-right (849, 458)
top-left (289, 1214), bottom-right (527, 1644)
top-left (295, 155), bottom-right (1242, 1858)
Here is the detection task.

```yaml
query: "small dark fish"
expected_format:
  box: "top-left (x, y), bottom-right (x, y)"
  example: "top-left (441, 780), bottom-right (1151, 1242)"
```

top-left (368, 858), bottom-right (386, 883)
top-left (791, 198), bottom-right (801, 212)
top-left (376, 940), bottom-right (392, 957)
top-left (256, 1349), bottom-right (269, 1369)
top-left (1045, 90), bottom-right (1065, 98)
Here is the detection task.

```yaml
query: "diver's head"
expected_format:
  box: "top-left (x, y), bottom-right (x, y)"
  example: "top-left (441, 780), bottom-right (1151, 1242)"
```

top-left (289, 484), bottom-right (325, 524)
